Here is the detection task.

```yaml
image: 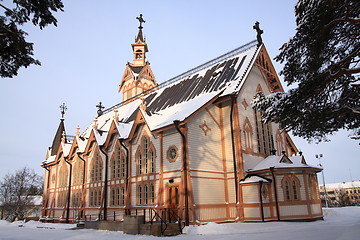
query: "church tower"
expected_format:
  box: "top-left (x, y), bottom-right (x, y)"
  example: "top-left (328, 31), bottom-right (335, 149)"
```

top-left (119, 14), bottom-right (157, 102)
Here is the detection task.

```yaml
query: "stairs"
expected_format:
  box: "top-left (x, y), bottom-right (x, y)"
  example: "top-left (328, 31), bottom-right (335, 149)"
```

top-left (139, 222), bottom-right (182, 236)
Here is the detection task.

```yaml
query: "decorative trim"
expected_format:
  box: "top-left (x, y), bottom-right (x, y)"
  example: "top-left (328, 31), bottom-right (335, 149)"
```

top-left (199, 120), bottom-right (211, 136)
top-left (241, 99), bottom-right (248, 110)
top-left (166, 145), bottom-right (178, 162)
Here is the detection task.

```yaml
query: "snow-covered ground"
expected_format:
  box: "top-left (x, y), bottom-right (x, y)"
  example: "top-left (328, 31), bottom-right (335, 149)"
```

top-left (0, 207), bottom-right (359, 240)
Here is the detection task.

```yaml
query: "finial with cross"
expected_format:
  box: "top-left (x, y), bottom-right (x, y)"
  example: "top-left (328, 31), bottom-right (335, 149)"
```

top-left (136, 14), bottom-right (146, 29)
top-left (253, 21), bottom-right (263, 47)
top-left (59, 103), bottom-right (67, 119)
top-left (96, 101), bottom-right (105, 117)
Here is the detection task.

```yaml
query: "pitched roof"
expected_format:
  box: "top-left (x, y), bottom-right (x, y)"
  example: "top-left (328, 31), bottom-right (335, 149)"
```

top-left (50, 119), bottom-right (66, 156)
top-left (248, 155), bottom-right (321, 172)
top-left (135, 29), bottom-right (145, 43)
top-left (240, 175), bottom-right (271, 184)
top-left (84, 41), bottom-right (260, 135)
top-left (129, 65), bottom-right (144, 74)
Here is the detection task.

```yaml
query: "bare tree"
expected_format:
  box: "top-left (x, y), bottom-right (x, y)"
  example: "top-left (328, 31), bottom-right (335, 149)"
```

top-left (0, 167), bottom-right (42, 221)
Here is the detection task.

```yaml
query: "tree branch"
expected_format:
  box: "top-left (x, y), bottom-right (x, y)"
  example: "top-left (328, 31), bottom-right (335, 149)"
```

top-left (0, 3), bottom-right (12, 13)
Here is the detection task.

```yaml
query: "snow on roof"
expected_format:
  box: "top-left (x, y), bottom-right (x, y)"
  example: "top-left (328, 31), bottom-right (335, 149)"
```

top-left (144, 44), bottom-right (259, 116)
top-left (116, 121), bottom-right (134, 139)
top-left (48, 42), bottom-right (261, 157)
top-left (240, 175), bottom-right (270, 184)
top-left (43, 154), bottom-right (56, 164)
top-left (137, 43), bottom-right (259, 131)
top-left (324, 181), bottom-right (360, 189)
top-left (76, 136), bottom-right (87, 153)
top-left (61, 142), bottom-right (72, 157)
top-left (144, 90), bottom-right (221, 131)
top-left (82, 99), bottom-right (141, 138)
top-left (248, 155), bottom-right (321, 172)
top-left (94, 130), bottom-right (108, 146)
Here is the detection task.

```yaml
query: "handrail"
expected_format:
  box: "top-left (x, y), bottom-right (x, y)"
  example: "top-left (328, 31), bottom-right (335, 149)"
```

top-left (84, 207), bottom-right (184, 235)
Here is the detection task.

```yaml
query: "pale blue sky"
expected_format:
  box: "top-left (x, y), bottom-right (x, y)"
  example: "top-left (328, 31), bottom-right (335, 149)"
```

top-left (0, 0), bottom-right (358, 184)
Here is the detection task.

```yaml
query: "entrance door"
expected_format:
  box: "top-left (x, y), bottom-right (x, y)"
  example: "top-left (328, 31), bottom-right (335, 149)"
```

top-left (167, 184), bottom-right (179, 221)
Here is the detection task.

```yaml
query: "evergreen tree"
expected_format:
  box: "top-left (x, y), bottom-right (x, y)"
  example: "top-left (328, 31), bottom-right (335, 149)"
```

top-left (252, 0), bottom-right (359, 142)
top-left (0, 0), bottom-right (64, 78)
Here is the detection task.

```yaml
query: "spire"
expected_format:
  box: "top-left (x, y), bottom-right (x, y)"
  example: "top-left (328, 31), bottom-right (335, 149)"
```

top-left (119, 14), bottom-right (157, 102)
top-left (132, 14), bottom-right (148, 66)
top-left (135, 28), bottom-right (145, 43)
top-left (50, 118), bottom-right (66, 156)
top-left (135, 13), bottom-right (146, 42)
top-left (50, 103), bottom-right (67, 155)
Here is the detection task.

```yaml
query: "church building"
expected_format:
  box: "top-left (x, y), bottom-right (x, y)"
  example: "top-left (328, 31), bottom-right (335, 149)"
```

top-left (41, 16), bottom-right (323, 225)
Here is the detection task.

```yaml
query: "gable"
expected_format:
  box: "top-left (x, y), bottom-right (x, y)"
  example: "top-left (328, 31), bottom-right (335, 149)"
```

top-left (253, 46), bottom-right (284, 93)
top-left (138, 64), bottom-right (156, 84)
top-left (119, 64), bottom-right (135, 91)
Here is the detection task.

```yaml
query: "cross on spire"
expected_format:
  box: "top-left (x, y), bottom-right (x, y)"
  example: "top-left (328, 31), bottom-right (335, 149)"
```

top-left (96, 101), bottom-right (105, 117)
top-left (253, 21), bottom-right (263, 47)
top-left (59, 103), bottom-right (67, 119)
top-left (136, 14), bottom-right (146, 29)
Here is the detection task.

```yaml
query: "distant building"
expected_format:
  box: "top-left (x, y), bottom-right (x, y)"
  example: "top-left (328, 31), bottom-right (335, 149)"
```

top-left (41, 17), bottom-right (323, 224)
top-left (320, 181), bottom-right (360, 207)
top-left (0, 195), bottom-right (42, 221)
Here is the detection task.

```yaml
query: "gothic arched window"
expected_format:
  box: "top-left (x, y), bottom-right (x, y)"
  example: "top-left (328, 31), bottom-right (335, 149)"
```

top-left (90, 150), bottom-right (103, 182)
top-left (254, 88), bottom-right (274, 155)
top-left (281, 175), bottom-right (301, 201)
top-left (276, 130), bottom-right (284, 155)
top-left (73, 157), bottom-right (84, 185)
top-left (243, 117), bottom-right (253, 152)
top-left (136, 135), bottom-right (156, 176)
top-left (59, 164), bottom-right (68, 187)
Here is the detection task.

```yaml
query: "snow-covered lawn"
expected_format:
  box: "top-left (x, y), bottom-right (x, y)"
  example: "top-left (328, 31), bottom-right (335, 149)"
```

top-left (1, 207), bottom-right (359, 240)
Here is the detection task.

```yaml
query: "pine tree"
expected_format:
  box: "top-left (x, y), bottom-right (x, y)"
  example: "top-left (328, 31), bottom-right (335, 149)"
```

top-left (0, 0), bottom-right (64, 78)
top-left (252, 0), bottom-right (360, 142)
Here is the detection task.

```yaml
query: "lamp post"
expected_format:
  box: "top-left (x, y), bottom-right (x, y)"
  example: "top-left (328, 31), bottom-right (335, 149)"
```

top-left (316, 154), bottom-right (328, 208)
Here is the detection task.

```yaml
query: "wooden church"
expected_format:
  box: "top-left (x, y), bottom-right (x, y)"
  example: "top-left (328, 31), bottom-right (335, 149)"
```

top-left (41, 16), bottom-right (323, 226)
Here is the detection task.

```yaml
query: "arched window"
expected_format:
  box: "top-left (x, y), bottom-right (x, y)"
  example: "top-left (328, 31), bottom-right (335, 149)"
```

top-left (136, 135), bottom-right (156, 176)
top-left (282, 175), bottom-right (301, 201)
top-left (111, 157), bottom-right (116, 180)
top-left (111, 188), bottom-right (116, 206)
top-left (309, 174), bottom-right (319, 200)
top-left (149, 150), bottom-right (154, 173)
top-left (90, 151), bottom-right (103, 182)
top-left (59, 165), bottom-right (68, 187)
top-left (135, 50), bottom-right (143, 59)
top-left (138, 185), bottom-right (142, 205)
top-left (292, 180), bottom-right (298, 200)
top-left (285, 181), bottom-right (291, 200)
top-left (89, 189), bottom-right (102, 207)
top-left (144, 184), bottom-right (148, 205)
top-left (121, 187), bottom-right (125, 205)
top-left (144, 137), bottom-right (148, 173)
top-left (137, 151), bottom-right (142, 175)
top-left (254, 108), bottom-right (274, 155)
top-left (243, 117), bottom-right (253, 152)
top-left (111, 146), bottom-right (126, 179)
top-left (73, 158), bottom-right (84, 185)
top-left (150, 183), bottom-right (155, 204)
top-left (121, 154), bottom-right (126, 178)
top-left (135, 135), bottom-right (156, 205)
top-left (72, 191), bottom-right (81, 208)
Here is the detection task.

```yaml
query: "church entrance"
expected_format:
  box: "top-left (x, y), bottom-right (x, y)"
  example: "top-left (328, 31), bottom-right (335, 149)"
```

top-left (166, 183), bottom-right (179, 221)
